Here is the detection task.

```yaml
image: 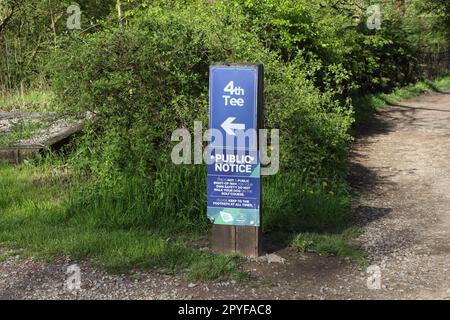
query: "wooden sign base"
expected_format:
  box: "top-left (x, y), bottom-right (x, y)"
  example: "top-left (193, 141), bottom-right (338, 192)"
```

top-left (211, 224), bottom-right (262, 258)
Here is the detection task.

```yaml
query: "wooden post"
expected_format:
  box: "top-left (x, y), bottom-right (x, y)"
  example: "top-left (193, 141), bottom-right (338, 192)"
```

top-left (209, 63), bottom-right (264, 258)
top-left (236, 226), bottom-right (262, 257)
top-left (212, 225), bottom-right (236, 254)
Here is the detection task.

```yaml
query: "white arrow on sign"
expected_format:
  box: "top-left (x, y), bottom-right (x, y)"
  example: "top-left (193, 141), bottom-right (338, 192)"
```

top-left (221, 117), bottom-right (245, 136)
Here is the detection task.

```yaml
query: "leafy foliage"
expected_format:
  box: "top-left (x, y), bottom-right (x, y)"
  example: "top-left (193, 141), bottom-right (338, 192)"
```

top-left (49, 2), bottom-right (353, 179)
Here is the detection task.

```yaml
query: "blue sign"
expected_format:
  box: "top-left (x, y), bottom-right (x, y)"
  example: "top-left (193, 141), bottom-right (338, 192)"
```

top-left (207, 65), bottom-right (261, 227)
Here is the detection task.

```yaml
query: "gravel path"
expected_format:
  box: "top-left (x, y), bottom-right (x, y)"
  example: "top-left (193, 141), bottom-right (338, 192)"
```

top-left (346, 89), bottom-right (450, 299)
top-left (1, 90), bottom-right (450, 300)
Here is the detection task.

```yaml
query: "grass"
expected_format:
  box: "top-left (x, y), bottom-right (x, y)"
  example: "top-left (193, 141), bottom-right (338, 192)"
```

top-left (291, 228), bottom-right (367, 266)
top-left (0, 157), bottom-right (362, 278)
top-left (0, 161), bottom-right (247, 281)
top-left (353, 73), bottom-right (450, 125)
top-left (0, 90), bottom-right (55, 112)
top-left (263, 172), bottom-right (352, 233)
top-left (262, 172), bottom-right (366, 265)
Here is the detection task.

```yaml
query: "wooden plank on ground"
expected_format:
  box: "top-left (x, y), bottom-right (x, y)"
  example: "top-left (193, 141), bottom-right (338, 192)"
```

top-left (0, 148), bottom-right (19, 164)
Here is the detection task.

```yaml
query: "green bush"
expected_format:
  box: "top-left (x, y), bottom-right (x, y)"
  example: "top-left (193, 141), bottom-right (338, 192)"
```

top-left (235, 0), bottom-right (446, 94)
top-left (49, 2), bottom-right (352, 177)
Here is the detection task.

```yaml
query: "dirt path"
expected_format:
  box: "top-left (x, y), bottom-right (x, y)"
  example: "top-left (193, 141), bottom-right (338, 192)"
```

top-left (1, 90), bottom-right (449, 300)
top-left (346, 89), bottom-right (450, 299)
